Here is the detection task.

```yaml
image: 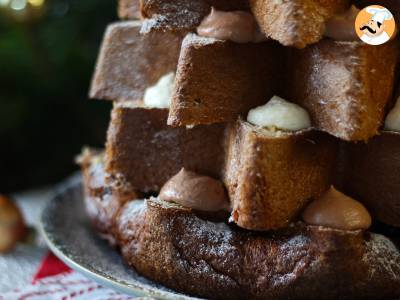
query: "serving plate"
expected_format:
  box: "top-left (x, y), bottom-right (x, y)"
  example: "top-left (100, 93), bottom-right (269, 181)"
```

top-left (40, 175), bottom-right (200, 300)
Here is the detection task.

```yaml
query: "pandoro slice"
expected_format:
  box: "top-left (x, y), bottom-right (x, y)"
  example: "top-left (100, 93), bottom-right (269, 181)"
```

top-left (79, 149), bottom-right (138, 244)
top-left (140, 0), bottom-right (249, 31)
top-left (341, 131), bottom-right (400, 227)
top-left (90, 21), bottom-right (183, 102)
top-left (105, 105), bottom-right (226, 193)
top-left (287, 39), bottom-right (399, 141)
top-left (168, 34), bottom-right (285, 127)
top-left (115, 199), bottom-right (400, 300)
top-left (118, 0), bottom-right (141, 19)
top-left (249, 0), bottom-right (350, 48)
top-left (223, 119), bottom-right (338, 231)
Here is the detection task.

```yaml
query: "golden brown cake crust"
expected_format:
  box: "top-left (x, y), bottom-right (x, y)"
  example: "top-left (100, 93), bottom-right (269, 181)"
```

top-left (224, 120), bottom-right (338, 231)
top-left (105, 106), bottom-right (226, 193)
top-left (168, 34), bottom-right (285, 126)
top-left (341, 131), bottom-right (400, 227)
top-left (249, 0), bottom-right (349, 48)
top-left (114, 198), bottom-right (400, 300)
top-left (140, 0), bottom-right (249, 31)
top-left (118, 0), bottom-right (141, 20)
top-left (287, 39), bottom-right (399, 141)
top-left (79, 149), bottom-right (138, 244)
top-left (89, 21), bottom-right (183, 102)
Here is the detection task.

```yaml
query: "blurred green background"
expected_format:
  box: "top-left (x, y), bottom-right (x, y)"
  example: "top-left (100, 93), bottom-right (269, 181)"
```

top-left (0, 0), bottom-right (115, 192)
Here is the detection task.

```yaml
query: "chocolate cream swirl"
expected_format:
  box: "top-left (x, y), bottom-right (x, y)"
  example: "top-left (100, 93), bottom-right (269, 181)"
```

top-left (159, 168), bottom-right (230, 212)
top-left (302, 186), bottom-right (372, 230)
top-left (197, 7), bottom-right (265, 43)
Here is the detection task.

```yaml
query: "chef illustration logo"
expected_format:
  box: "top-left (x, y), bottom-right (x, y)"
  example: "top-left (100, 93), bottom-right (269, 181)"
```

top-left (355, 5), bottom-right (396, 45)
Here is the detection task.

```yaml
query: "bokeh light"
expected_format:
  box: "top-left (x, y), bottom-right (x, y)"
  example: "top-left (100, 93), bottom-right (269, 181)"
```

top-left (28, 0), bottom-right (44, 7)
top-left (10, 0), bottom-right (27, 10)
top-left (0, 0), bottom-right (116, 192)
top-left (0, 0), bottom-right (10, 7)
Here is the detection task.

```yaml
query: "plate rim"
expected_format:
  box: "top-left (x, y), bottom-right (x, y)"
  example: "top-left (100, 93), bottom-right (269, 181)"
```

top-left (39, 176), bottom-right (200, 300)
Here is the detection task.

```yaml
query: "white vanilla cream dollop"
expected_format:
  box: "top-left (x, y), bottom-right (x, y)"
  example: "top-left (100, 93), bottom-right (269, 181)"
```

top-left (247, 96), bottom-right (311, 131)
top-left (385, 97), bottom-right (400, 132)
top-left (143, 72), bottom-right (175, 108)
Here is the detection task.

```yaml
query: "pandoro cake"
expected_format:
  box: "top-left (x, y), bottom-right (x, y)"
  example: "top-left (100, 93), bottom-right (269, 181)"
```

top-left (168, 34), bottom-right (285, 126)
top-left (249, 0), bottom-right (350, 48)
top-left (105, 104), bottom-right (226, 192)
top-left (287, 39), bottom-right (399, 141)
top-left (118, 0), bottom-right (141, 20)
top-left (90, 21), bottom-right (183, 103)
top-left (341, 92), bottom-right (400, 227)
top-left (78, 1), bottom-right (400, 298)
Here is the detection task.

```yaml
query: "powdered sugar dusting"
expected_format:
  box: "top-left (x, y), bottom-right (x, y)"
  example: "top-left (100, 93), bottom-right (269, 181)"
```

top-left (184, 216), bottom-right (236, 261)
top-left (118, 200), bottom-right (146, 231)
top-left (115, 100), bottom-right (145, 109)
top-left (188, 217), bottom-right (233, 243)
top-left (140, 1), bottom-right (209, 32)
top-left (362, 234), bottom-right (400, 280)
top-left (140, 16), bottom-right (169, 34)
top-left (182, 33), bottom-right (220, 48)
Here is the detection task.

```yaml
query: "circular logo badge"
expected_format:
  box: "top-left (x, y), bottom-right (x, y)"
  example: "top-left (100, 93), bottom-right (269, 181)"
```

top-left (355, 5), bottom-right (396, 45)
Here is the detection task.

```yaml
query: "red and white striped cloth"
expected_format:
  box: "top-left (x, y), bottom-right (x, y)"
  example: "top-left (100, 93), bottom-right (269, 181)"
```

top-left (1, 253), bottom-right (136, 300)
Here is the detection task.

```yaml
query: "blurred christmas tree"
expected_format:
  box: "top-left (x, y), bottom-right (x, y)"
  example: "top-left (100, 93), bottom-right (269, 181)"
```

top-left (0, 0), bottom-right (116, 192)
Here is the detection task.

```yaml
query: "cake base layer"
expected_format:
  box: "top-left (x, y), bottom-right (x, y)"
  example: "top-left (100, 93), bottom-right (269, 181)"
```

top-left (117, 199), bottom-right (400, 300)
top-left (81, 153), bottom-right (400, 300)
top-left (341, 131), bottom-right (400, 227)
top-left (223, 120), bottom-right (338, 231)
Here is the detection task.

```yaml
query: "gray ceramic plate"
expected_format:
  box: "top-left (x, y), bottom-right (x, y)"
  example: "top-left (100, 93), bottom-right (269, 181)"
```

top-left (40, 175), bottom-right (200, 300)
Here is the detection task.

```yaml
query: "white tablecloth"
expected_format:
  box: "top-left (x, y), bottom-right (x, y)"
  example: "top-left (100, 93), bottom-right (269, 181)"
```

top-left (0, 179), bottom-right (155, 299)
top-left (0, 187), bottom-right (52, 293)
